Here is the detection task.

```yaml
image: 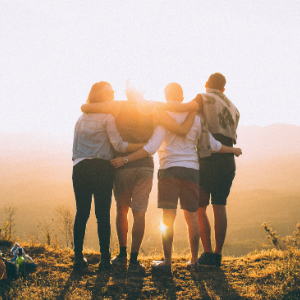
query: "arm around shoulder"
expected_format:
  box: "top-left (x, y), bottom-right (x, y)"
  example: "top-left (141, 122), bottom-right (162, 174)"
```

top-left (81, 101), bottom-right (120, 116)
top-left (155, 111), bottom-right (197, 136)
top-left (162, 100), bottom-right (199, 113)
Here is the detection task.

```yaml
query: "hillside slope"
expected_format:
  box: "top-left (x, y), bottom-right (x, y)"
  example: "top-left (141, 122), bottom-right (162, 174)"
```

top-left (1, 243), bottom-right (300, 300)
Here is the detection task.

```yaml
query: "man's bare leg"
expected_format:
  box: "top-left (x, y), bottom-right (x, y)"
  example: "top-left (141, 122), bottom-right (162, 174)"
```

top-left (161, 209), bottom-right (176, 265)
top-left (212, 204), bottom-right (227, 255)
top-left (116, 205), bottom-right (129, 247)
top-left (131, 210), bottom-right (146, 253)
top-left (184, 210), bottom-right (200, 264)
top-left (197, 206), bottom-right (213, 253)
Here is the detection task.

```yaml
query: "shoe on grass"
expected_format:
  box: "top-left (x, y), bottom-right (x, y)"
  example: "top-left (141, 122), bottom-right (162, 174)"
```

top-left (111, 255), bottom-right (128, 266)
top-left (128, 261), bottom-right (146, 274)
top-left (187, 260), bottom-right (198, 271)
top-left (73, 257), bottom-right (88, 270)
top-left (98, 260), bottom-right (112, 272)
top-left (198, 252), bottom-right (216, 267)
top-left (214, 253), bottom-right (222, 267)
top-left (151, 260), bottom-right (172, 273)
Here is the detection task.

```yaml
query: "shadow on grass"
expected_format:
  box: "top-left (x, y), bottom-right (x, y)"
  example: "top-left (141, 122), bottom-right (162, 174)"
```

top-left (90, 269), bottom-right (111, 300)
top-left (191, 268), bottom-right (243, 300)
top-left (151, 271), bottom-right (176, 299)
top-left (92, 266), bottom-right (146, 299)
top-left (124, 272), bottom-right (146, 300)
top-left (55, 269), bottom-right (88, 300)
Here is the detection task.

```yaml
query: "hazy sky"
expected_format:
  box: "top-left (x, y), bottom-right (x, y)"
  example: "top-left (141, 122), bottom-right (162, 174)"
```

top-left (1, 1), bottom-right (300, 137)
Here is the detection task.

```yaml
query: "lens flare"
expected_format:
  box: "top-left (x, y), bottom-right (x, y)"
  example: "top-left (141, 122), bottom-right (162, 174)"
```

top-left (159, 221), bottom-right (167, 234)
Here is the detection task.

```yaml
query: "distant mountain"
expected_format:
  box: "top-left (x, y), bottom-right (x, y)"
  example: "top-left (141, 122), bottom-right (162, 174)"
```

top-left (0, 124), bottom-right (299, 256)
top-left (236, 123), bottom-right (300, 160)
top-left (1, 123), bottom-right (299, 194)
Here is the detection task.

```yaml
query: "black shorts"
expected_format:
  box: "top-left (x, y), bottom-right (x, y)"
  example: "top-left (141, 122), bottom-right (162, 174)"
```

top-left (199, 155), bottom-right (235, 206)
top-left (158, 167), bottom-right (200, 212)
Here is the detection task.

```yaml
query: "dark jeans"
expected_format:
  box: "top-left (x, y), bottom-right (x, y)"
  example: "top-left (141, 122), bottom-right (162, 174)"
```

top-left (72, 158), bottom-right (114, 256)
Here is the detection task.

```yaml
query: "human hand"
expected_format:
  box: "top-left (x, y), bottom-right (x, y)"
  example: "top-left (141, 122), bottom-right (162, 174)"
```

top-left (233, 148), bottom-right (242, 157)
top-left (110, 157), bottom-right (125, 168)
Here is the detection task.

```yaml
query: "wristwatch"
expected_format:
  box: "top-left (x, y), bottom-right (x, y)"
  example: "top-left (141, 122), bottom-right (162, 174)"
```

top-left (123, 157), bottom-right (129, 164)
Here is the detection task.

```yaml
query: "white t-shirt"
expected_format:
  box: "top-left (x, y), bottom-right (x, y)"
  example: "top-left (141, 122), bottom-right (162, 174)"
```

top-left (143, 112), bottom-right (222, 170)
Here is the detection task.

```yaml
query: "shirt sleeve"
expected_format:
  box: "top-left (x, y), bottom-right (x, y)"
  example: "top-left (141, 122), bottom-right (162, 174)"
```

top-left (209, 132), bottom-right (222, 153)
top-left (143, 125), bottom-right (167, 155)
top-left (106, 115), bottom-right (128, 152)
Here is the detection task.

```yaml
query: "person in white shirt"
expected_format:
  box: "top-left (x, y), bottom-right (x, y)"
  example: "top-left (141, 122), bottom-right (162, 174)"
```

top-left (110, 83), bottom-right (242, 272)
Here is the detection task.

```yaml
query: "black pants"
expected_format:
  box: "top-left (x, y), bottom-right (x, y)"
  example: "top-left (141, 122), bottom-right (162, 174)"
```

top-left (72, 159), bottom-right (114, 256)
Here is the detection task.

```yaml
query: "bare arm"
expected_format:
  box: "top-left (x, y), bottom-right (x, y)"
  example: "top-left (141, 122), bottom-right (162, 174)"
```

top-left (218, 145), bottom-right (242, 157)
top-left (208, 131), bottom-right (242, 157)
top-left (154, 111), bottom-right (197, 136)
top-left (126, 143), bottom-right (146, 152)
top-left (81, 101), bottom-right (121, 117)
top-left (110, 148), bottom-right (149, 168)
top-left (155, 99), bottom-right (199, 112)
top-left (111, 125), bottom-right (166, 168)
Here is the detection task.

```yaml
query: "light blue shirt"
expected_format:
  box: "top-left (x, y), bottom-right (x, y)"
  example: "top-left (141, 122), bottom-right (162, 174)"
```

top-left (72, 113), bottom-right (128, 163)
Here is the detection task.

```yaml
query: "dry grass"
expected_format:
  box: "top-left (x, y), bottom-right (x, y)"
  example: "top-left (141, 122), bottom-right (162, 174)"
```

top-left (1, 242), bottom-right (300, 300)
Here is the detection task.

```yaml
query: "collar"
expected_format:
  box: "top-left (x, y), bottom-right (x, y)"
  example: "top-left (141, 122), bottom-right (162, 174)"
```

top-left (206, 88), bottom-right (221, 94)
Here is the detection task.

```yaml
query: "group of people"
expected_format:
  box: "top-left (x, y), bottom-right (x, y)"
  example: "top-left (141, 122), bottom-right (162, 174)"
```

top-left (72, 72), bottom-right (242, 273)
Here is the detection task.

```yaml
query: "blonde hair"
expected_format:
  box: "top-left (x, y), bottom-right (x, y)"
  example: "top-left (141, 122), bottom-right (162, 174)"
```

top-left (86, 81), bottom-right (112, 103)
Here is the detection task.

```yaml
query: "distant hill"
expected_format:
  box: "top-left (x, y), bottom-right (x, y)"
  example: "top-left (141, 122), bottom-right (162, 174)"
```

top-left (237, 123), bottom-right (300, 159)
top-left (0, 124), bottom-right (299, 256)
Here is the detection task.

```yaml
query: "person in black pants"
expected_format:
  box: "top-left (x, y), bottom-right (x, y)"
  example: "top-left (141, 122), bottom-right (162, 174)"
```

top-left (72, 81), bottom-right (145, 271)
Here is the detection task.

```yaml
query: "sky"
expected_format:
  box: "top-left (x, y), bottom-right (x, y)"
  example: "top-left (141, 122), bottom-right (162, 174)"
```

top-left (1, 0), bottom-right (300, 139)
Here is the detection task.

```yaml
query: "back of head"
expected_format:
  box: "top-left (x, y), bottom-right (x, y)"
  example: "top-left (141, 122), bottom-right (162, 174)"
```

top-left (207, 73), bottom-right (226, 91)
top-left (164, 83), bottom-right (184, 102)
top-left (86, 81), bottom-right (112, 103)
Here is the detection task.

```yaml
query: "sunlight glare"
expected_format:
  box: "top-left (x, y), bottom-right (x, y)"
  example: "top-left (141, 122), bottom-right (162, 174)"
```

top-left (159, 221), bottom-right (167, 235)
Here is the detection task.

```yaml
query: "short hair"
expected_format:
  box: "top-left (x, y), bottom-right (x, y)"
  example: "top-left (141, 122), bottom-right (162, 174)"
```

top-left (86, 81), bottom-right (112, 103)
top-left (164, 83), bottom-right (183, 102)
top-left (207, 73), bottom-right (226, 91)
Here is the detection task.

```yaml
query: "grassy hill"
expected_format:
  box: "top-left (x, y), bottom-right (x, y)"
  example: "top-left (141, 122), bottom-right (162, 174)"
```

top-left (1, 241), bottom-right (300, 299)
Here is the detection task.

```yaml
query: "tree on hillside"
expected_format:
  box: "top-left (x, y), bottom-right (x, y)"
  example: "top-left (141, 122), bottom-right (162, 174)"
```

top-left (56, 205), bottom-right (74, 248)
top-left (37, 219), bottom-right (55, 246)
top-left (2, 204), bottom-right (17, 241)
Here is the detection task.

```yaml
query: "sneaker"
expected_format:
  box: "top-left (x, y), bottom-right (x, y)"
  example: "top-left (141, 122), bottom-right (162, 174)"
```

top-left (128, 261), bottom-right (146, 274)
top-left (198, 252), bottom-right (216, 267)
top-left (214, 253), bottom-right (222, 267)
top-left (73, 257), bottom-right (88, 270)
top-left (151, 260), bottom-right (172, 273)
top-left (111, 255), bottom-right (128, 266)
top-left (187, 260), bottom-right (198, 271)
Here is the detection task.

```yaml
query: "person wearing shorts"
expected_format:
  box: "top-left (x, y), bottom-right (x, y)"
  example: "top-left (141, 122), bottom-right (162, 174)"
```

top-left (82, 81), bottom-right (196, 273)
top-left (110, 83), bottom-right (241, 271)
top-left (155, 73), bottom-right (241, 267)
